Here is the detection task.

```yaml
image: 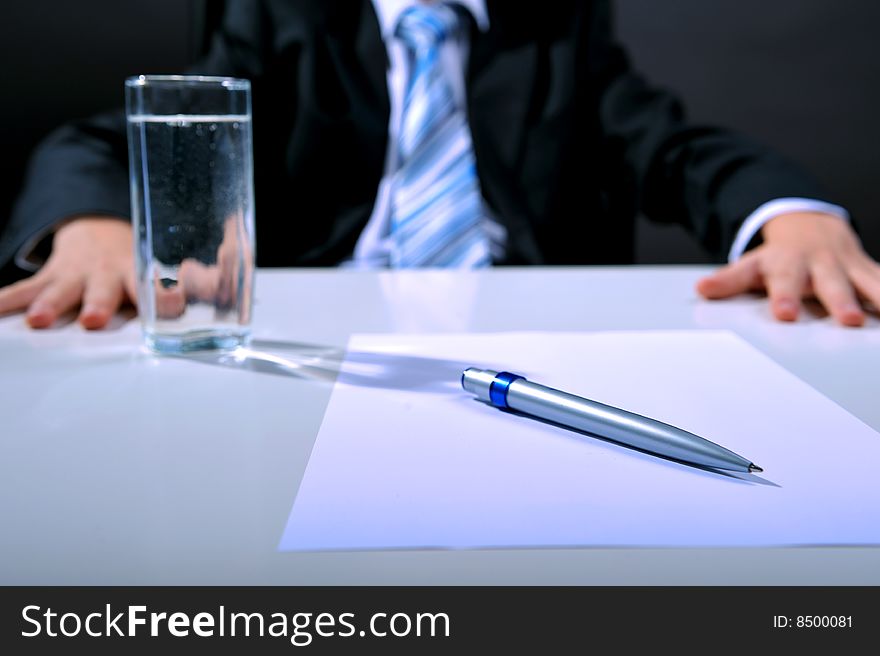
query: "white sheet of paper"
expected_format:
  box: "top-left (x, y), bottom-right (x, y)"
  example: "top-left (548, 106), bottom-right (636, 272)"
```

top-left (279, 331), bottom-right (880, 550)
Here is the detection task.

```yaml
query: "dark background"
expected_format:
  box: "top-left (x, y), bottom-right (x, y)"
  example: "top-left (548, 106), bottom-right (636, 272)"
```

top-left (2, 0), bottom-right (878, 267)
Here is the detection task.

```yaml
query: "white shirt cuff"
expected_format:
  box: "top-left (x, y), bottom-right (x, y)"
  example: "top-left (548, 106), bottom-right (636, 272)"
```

top-left (728, 198), bottom-right (850, 262)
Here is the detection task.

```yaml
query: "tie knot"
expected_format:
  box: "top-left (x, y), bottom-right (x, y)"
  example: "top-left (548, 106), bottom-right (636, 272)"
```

top-left (396, 4), bottom-right (462, 51)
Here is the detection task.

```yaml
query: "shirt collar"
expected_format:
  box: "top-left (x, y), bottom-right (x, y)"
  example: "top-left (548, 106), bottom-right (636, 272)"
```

top-left (371, 0), bottom-right (490, 39)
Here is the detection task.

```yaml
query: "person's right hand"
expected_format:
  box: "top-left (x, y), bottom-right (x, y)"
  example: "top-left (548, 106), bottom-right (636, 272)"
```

top-left (0, 217), bottom-right (135, 329)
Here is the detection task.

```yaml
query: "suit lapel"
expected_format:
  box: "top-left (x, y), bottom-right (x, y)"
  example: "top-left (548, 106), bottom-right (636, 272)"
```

top-left (307, 1), bottom-right (390, 257)
top-left (466, 5), bottom-right (538, 171)
top-left (467, 4), bottom-right (543, 262)
top-left (317, 1), bottom-right (390, 136)
top-left (352, 1), bottom-right (391, 135)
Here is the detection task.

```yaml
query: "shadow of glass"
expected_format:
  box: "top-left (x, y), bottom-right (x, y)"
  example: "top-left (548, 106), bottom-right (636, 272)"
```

top-left (172, 337), bottom-right (487, 394)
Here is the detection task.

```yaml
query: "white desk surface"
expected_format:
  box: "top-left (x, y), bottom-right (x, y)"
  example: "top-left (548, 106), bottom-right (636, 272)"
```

top-left (2, 266), bottom-right (879, 584)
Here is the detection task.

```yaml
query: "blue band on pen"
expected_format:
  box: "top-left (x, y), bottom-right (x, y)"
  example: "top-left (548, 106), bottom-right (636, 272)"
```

top-left (489, 372), bottom-right (525, 409)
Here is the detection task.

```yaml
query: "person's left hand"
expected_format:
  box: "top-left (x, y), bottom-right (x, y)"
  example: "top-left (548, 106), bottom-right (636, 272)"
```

top-left (696, 212), bottom-right (880, 326)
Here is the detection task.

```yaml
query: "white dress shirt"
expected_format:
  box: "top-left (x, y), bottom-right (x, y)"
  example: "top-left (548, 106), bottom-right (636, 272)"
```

top-left (343, 0), bottom-right (848, 269)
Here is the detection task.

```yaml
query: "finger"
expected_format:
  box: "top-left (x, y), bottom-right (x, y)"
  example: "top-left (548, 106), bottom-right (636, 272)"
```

top-left (240, 256), bottom-right (253, 324)
top-left (763, 258), bottom-right (809, 322)
top-left (180, 259), bottom-right (219, 303)
top-left (217, 246), bottom-right (239, 311)
top-left (123, 268), bottom-right (138, 309)
top-left (0, 274), bottom-right (48, 315)
top-left (79, 271), bottom-right (126, 330)
top-left (155, 279), bottom-right (187, 320)
top-left (846, 260), bottom-right (880, 316)
top-left (696, 255), bottom-right (762, 299)
top-left (809, 259), bottom-right (864, 327)
top-left (26, 277), bottom-right (86, 328)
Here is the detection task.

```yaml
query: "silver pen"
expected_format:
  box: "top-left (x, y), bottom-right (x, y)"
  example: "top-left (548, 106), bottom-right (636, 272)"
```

top-left (461, 368), bottom-right (762, 473)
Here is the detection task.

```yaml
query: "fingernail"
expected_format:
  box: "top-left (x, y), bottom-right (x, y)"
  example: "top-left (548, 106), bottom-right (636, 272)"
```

top-left (776, 300), bottom-right (798, 320)
top-left (841, 304), bottom-right (864, 325)
top-left (27, 302), bottom-right (50, 319)
top-left (80, 306), bottom-right (104, 327)
top-left (26, 303), bottom-right (52, 328)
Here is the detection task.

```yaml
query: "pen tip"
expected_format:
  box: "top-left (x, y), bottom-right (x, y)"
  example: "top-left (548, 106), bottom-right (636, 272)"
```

top-left (748, 464), bottom-right (763, 473)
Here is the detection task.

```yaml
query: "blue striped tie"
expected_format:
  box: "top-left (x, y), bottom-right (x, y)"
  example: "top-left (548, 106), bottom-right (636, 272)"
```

top-left (390, 4), bottom-right (490, 268)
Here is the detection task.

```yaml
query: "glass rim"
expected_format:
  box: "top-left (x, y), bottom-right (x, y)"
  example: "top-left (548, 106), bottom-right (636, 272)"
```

top-left (125, 75), bottom-right (250, 90)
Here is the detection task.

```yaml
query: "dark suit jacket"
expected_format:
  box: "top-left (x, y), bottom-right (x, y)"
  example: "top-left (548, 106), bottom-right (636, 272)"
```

top-left (1, 0), bottom-right (834, 270)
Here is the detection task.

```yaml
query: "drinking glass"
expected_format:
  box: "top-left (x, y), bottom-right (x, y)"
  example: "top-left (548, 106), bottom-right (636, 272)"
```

top-left (125, 75), bottom-right (255, 353)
